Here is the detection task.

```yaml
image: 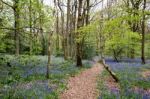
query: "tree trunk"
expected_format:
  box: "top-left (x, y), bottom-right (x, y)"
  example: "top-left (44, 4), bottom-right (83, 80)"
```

top-left (86, 0), bottom-right (90, 25)
top-left (113, 50), bottom-right (119, 62)
top-left (46, 31), bottom-right (52, 79)
top-left (99, 0), bottom-right (104, 58)
top-left (57, 0), bottom-right (68, 60)
top-left (76, 0), bottom-right (83, 67)
top-left (29, 0), bottom-right (32, 55)
top-left (61, 13), bottom-right (67, 60)
top-left (99, 59), bottom-right (119, 82)
top-left (141, 0), bottom-right (146, 64)
top-left (66, 0), bottom-right (71, 58)
top-left (38, 0), bottom-right (45, 55)
top-left (56, 11), bottom-right (60, 52)
top-left (71, 0), bottom-right (77, 59)
top-left (13, 0), bottom-right (20, 55)
top-left (41, 29), bottom-right (46, 55)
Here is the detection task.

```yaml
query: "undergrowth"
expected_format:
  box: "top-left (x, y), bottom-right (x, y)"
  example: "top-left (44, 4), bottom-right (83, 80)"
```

top-left (97, 62), bottom-right (150, 99)
top-left (0, 55), bottom-right (91, 99)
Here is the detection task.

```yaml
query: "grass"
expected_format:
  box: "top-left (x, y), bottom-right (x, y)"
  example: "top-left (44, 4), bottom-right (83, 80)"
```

top-left (0, 55), bottom-right (92, 99)
top-left (116, 64), bottom-right (150, 90)
top-left (97, 58), bottom-right (150, 99)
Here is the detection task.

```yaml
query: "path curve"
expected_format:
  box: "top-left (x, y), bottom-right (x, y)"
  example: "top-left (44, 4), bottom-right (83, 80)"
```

top-left (60, 63), bottom-right (103, 99)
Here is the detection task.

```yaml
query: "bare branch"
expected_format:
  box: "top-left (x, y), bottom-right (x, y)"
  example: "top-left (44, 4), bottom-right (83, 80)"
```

top-left (1, 0), bottom-right (13, 8)
top-left (89, 0), bottom-right (102, 8)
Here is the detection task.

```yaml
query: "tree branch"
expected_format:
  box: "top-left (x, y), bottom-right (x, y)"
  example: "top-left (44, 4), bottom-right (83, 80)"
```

top-left (1, 0), bottom-right (14, 8)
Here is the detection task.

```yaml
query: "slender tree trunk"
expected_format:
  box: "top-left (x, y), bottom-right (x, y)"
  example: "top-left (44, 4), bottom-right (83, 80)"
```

top-left (61, 12), bottom-right (67, 60)
top-left (46, 31), bottom-right (52, 79)
top-left (29, 0), bottom-right (32, 55)
top-left (13, 0), bottom-right (20, 55)
top-left (66, 0), bottom-right (70, 58)
top-left (57, 0), bottom-right (68, 60)
top-left (141, 0), bottom-right (146, 64)
top-left (41, 29), bottom-right (46, 55)
top-left (54, 0), bottom-right (60, 53)
top-left (86, 0), bottom-right (90, 25)
top-left (56, 11), bottom-right (60, 52)
top-left (76, 0), bottom-right (83, 67)
top-left (61, 13), bottom-right (67, 60)
top-left (99, 0), bottom-right (104, 58)
top-left (38, 0), bottom-right (45, 55)
top-left (71, 0), bottom-right (77, 59)
top-left (64, 36), bottom-right (68, 59)
top-left (113, 50), bottom-right (119, 62)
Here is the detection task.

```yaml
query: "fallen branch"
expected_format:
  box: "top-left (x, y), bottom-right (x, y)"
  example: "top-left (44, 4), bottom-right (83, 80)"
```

top-left (98, 59), bottom-right (119, 82)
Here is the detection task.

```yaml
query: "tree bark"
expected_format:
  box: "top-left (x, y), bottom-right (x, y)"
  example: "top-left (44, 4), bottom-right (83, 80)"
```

top-left (38, 0), bottom-right (46, 55)
top-left (71, 0), bottom-right (77, 59)
top-left (66, 0), bottom-right (71, 58)
top-left (61, 13), bottom-right (67, 60)
top-left (29, 0), bottom-right (32, 55)
top-left (99, 59), bottom-right (119, 82)
top-left (57, 0), bottom-right (68, 60)
top-left (46, 31), bottom-right (52, 79)
top-left (13, 0), bottom-right (20, 55)
top-left (56, 11), bottom-right (60, 52)
top-left (141, 0), bottom-right (146, 64)
top-left (76, 0), bottom-right (83, 67)
top-left (86, 0), bottom-right (90, 25)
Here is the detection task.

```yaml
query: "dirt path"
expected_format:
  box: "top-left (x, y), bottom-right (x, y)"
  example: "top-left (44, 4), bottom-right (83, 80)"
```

top-left (60, 63), bottom-right (103, 99)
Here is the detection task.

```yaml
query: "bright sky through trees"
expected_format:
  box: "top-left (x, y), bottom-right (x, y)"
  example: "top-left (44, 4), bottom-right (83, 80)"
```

top-left (43, 0), bottom-right (107, 11)
top-left (44, 0), bottom-right (53, 6)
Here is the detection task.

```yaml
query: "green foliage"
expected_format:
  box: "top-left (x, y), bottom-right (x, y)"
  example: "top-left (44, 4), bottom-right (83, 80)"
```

top-left (55, 50), bottom-right (63, 57)
top-left (0, 30), bottom-right (6, 52)
top-left (0, 30), bottom-right (14, 53)
top-left (103, 17), bottom-right (140, 59)
top-left (75, 21), bottom-right (99, 59)
top-left (82, 43), bottom-right (96, 59)
top-left (134, 80), bottom-right (150, 89)
top-left (0, 0), bottom-right (55, 55)
top-left (76, 21), bottom-right (98, 43)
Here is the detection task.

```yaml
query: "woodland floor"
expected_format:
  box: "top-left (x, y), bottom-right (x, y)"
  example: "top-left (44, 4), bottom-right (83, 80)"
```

top-left (60, 63), bottom-right (103, 99)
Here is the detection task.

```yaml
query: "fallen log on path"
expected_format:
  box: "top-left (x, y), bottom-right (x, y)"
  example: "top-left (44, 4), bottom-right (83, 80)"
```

top-left (98, 59), bottom-right (119, 82)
